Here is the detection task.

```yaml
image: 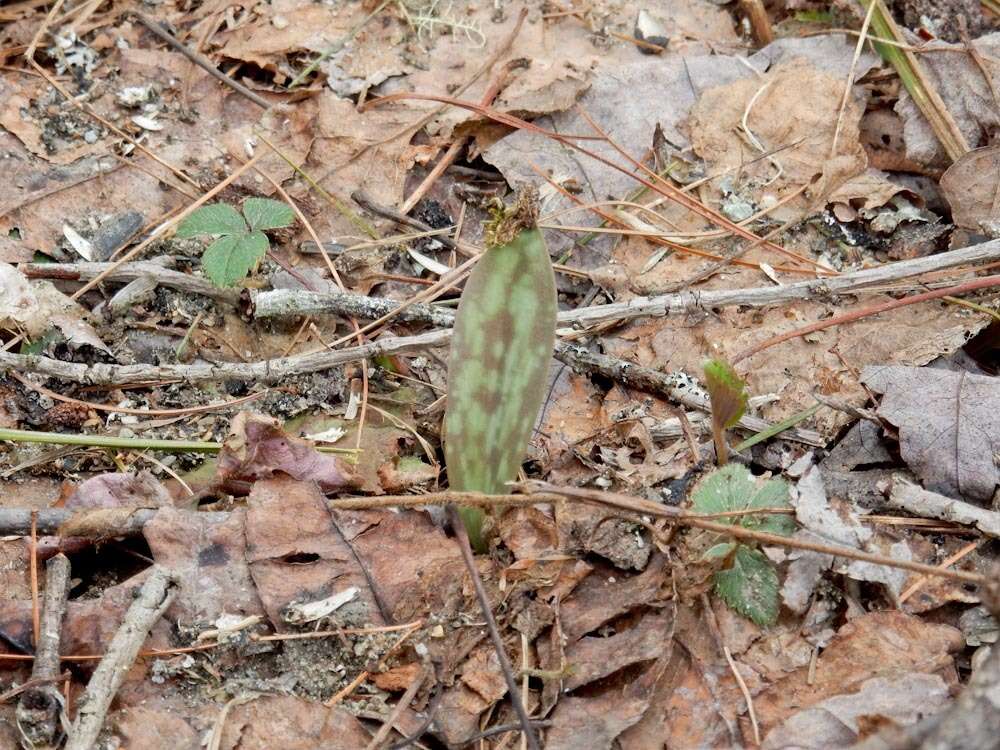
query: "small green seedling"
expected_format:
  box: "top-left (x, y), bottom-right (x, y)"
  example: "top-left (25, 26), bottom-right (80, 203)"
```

top-left (703, 358), bottom-right (748, 466)
top-left (444, 190), bottom-right (557, 551)
top-left (691, 464), bottom-right (794, 625)
top-left (176, 198), bottom-right (296, 287)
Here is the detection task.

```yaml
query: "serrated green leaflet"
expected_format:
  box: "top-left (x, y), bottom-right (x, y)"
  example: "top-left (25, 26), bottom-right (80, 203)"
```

top-left (444, 227), bottom-right (556, 550)
top-left (690, 464), bottom-right (794, 536)
top-left (202, 232), bottom-right (268, 287)
top-left (243, 197), bottom-right (295, 231)
top-left (715, 544), bottom-right (780, 625)
top-left (176, 203), bottom-right (246, 238)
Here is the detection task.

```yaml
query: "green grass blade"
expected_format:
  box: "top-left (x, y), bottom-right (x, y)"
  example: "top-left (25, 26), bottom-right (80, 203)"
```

top-left (444, 224), bottom-right (556, 551)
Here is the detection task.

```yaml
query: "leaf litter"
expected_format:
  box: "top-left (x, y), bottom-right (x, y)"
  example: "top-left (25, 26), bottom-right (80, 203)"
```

top-left (2, 0), bottom-right (1000, 748)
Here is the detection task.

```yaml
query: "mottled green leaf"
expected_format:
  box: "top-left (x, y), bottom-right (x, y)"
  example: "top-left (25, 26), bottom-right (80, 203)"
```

top-left (690, 464), bottom-right (794, 536)
top-left (715, 544), bottom-right (780, 625)
top-left (176, 203), bottom-right (246, 238)
top-left (243, 197), bottom-right (296, 232)
top-left (444, 227), bottom-right (556, 550)
top-left (202, 231), bottom-right (268, 287)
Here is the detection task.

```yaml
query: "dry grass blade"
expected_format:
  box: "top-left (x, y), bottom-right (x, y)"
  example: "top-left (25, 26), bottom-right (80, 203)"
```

top-left (860, 0), bottom-right (969, 161)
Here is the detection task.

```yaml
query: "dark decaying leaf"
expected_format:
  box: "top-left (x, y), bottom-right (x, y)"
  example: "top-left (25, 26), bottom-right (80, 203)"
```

top-left (444, 225), bottom-right (557, 549)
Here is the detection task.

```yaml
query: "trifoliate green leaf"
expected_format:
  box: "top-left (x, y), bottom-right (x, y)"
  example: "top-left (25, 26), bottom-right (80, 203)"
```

top-left (175, 203), bottom-right (246, 238)
top-left (243, 197), bottom-right (296, 232)
top-left (715, 544), bottom-right (780, 625)
top-left (201, 231), bottom-right (268, 287)
top-left (690, 464), bottom-right (794, 536)
top-left (704, 358), bottom-right (748, 430)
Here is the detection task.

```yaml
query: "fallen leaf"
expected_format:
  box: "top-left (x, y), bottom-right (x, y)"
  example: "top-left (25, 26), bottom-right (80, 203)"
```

top-left (0, 261), bottom-right (109, 350)
top-left (244, 478), bottom-right (385, 630)
top-left (940, 145), bottom-right (1000, 230)
top-left (217, 695), bottom-right (372, 750)
top-left (861, 365), bottom-right (1000, 501)
top-left (563, 609), bottom-right (672, 691)
top-left (144, 507), bottom-right (266, 624)
top-left (753, 610), bottom-right (962, 736)
top-left (217, 412), bottom-right (360, 492)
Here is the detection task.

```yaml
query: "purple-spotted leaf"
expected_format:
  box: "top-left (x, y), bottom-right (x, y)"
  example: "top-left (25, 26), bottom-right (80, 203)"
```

top-left (444, 214), bottom-right (556, 551)
top-left (704, 358), bottom-right (748, 465)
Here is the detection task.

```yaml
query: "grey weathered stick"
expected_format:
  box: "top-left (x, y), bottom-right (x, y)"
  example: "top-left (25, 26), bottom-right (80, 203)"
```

top-left (887, 476), bottom-right (1000, 538)
top-left (65, 567), bottom-right (177, 750)
top-left (22, 260), bottom-right (240, 304)
top-left (250, 288), bottom-right (458, 328)
top-left (3, 239), bottom-right (1000, 385)
top-left (16, 553), bottom-right (71, 747)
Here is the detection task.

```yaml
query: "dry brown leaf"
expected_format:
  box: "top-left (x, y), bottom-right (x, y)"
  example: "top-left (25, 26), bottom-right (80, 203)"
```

top-left (559, 555), bottom-right (668, 643)
top-left (939, 145), bottom-right (1000, 230)
top-left (217, 695), bottom-right (372, 750)
top-left (144, 506), bottom-right (266, 624)
top-left (862, 365), bottom-right (1000, 501)
top-left (754, 610), bottom-right (962, 737)
top-left (687, 62), bottom-right (867, 214)
top-left (244, 478), bottom-right (385, 630)
top-left (0, 262), bottom-right (109, 350)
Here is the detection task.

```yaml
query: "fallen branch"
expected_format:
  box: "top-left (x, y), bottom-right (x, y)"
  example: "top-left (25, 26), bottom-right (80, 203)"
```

top-left (0, 489), bottom-right (985, 587)
top-left (21, 260), bottom-right (240, 304)
top-left (16, 554), bottom-right (71, 747)
top-left (516, 480), bottom-right (986, 585)
top-left (249, 288), bottom-right (458, 327)
top-left (6, 239), bottom-right (1000, 386)
top-left (65, 567), bottom-right (177, 750)
top-left (887, 475), bottom-right (1000, 538)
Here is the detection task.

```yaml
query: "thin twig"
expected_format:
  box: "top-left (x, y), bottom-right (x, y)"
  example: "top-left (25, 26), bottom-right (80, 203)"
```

top-left (446, 506), bottom-right (539, 750)
top-left (132, 12), bottom-right (271, 109)
top-left (364, 666), bottom-right (426, 750)
top-left (517, 480), bottom-right (986, 585)
top-left (732, 273), bottom-right (1000, 363)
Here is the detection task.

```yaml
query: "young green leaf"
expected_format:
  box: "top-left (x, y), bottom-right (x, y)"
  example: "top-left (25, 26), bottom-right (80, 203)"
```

top-left (444, 212), bottom-right (556, 551)
top-left (690, 464), bottom-right (794, 536)
top-left (243, 197), bottom-right (295, 232)
top-left (715, 544), bottom-right (780, 625)
top-left (202, 232), bottom-right (268, 287)
top-left (175, 203), bottom-right (247, 238)
top-left (704, 358), bottom-right (748, 465)
top-left (702, 541), bottom-right (737, 561)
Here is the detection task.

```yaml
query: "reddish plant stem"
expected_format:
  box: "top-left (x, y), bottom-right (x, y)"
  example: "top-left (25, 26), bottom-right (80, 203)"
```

top-left (732, 274), bottom-right (1000, 364)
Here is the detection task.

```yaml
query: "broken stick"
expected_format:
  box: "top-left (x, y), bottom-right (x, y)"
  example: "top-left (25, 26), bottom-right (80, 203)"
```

top-left (64, 567), bottom-right (177, 750)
